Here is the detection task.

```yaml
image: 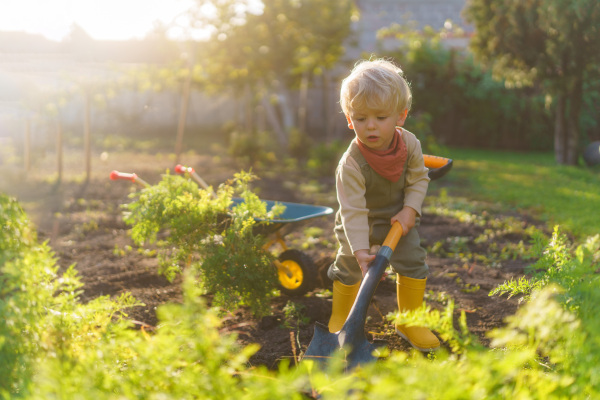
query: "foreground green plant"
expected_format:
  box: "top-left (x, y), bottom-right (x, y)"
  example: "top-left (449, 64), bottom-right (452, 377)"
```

top-left (0, 194), bottom-right (137, 397)
top-left (123, 170), bottom-right (283, 316)
top-left (488, 226), bottom-right (600, 396)
top-left (492, 226), bottom-right (600, 304)
top-left (3, 192), bottom-right (600, 398)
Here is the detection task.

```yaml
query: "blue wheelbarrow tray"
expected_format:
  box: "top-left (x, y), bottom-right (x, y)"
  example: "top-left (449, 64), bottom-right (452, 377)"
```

top-left (230, 198), bottom-right (334, 236)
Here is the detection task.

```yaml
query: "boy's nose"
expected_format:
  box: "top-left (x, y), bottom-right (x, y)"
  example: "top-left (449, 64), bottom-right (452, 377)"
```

top-left (367, 118), bottom-right (376, 129)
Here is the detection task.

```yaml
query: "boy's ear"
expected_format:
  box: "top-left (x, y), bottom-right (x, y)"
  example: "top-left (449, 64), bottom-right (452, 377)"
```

top-left (396, 109), bottom-right (408, 127)
top-left (345, 114), bottom-right (354, 129)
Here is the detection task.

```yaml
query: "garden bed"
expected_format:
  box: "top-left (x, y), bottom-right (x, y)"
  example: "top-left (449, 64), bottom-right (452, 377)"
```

top-left (3, 153), bottom-right (536, 369)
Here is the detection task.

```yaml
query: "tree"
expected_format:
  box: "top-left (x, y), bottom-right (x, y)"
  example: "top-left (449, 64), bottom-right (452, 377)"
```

top-left (464, 0), bottom-right (600, 165)
top-left (186, 0), bottom-right (354, 147)
top-left (19, 87), bottom-right (67, 183)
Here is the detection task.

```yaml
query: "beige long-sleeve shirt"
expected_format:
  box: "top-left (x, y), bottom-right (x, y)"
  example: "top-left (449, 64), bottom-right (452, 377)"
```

top-left (336, 128), bottom-right (429, 253)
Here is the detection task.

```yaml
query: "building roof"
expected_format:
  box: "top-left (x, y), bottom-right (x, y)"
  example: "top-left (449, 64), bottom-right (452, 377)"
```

top-left (351, 0), bottom-right (472, 53)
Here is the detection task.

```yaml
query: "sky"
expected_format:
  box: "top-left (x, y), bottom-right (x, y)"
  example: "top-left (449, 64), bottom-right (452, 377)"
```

top-left (0, 0), bottom-right (197, 41)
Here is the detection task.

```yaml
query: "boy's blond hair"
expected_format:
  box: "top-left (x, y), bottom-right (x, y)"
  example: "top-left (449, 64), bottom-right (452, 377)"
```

top-left (340, 59), bottom-right (412, 115)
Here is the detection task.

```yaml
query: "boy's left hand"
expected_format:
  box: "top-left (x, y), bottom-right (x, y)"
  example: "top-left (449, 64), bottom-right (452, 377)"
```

top-left (391, 206), bottom-right (417, 236)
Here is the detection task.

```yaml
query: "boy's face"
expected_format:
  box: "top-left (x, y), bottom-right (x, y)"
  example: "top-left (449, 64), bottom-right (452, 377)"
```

top-left (346, 108), bottom-right (408, 151)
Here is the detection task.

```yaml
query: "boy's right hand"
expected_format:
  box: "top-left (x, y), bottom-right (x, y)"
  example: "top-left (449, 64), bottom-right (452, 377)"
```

top-left (354, 249), bottom-right (376, 277)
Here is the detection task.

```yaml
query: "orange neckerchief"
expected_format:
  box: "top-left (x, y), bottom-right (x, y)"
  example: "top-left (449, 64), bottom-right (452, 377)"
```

top-left (355, 129), bottom-right (407, 182)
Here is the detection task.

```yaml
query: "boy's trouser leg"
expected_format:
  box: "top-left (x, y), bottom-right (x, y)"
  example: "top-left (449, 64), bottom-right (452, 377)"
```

top-left (328, 280), bottom-right (361, 333)
top-left (395, 274), bottom-right (440, 351)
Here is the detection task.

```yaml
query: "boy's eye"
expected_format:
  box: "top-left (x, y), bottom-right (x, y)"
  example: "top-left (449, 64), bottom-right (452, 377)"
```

top-left (377, 116), bottom-right (388, 120)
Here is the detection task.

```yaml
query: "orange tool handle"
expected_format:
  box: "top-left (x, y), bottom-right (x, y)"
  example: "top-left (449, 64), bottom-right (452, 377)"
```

top-left (382, 222), bottom-right (403, 252)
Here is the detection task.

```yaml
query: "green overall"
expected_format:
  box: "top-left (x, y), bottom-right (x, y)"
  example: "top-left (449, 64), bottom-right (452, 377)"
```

top-left (328, 141), bottom-right (428, 285)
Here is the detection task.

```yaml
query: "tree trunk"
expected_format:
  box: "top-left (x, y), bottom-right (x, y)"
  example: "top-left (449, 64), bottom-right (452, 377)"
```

top-left (298, 72), bottom-right (309, 133)
top-left (554, 94), bottom-right (567, 164)
top-left (256, 103), bottom-right (266, 132)
top-left (259, 79), bottom-right (287, 147)
top-left (84, 93), bottom-right (91, 183)
top-left (24, 119), bottom-right (31, 173)
top-left (235, 92), bottom-right (243, 128)
top-left (323, 70), bottom-right (334, 139)
top-left (244, 84), bottom-right (254, 133)
top-left (174, 70), bottom-right (192, 165)
top-left (261, 94), bottom-right (287, 147)
top-left (275, 79), bottom-right (296, 135)
top-left (565, 77), bottom-right (583, 165)
top-left (56, 118), bottom-right (63, 185)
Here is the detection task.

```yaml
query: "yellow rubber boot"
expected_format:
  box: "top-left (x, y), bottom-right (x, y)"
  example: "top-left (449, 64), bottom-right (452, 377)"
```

top-left (328, 280), bottom-right (361, 333)
top-left (395, 275), bottom-right (440, 351)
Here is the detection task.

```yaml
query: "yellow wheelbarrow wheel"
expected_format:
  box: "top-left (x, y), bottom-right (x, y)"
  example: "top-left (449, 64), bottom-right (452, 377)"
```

top-left (276, 249), bottom-right (317, 296)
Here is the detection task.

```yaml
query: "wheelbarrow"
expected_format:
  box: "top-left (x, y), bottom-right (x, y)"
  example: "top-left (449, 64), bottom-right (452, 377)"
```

top-left (110, 154), bottom-right (452, 299)
top-left (109, 167), bottom-right (334, 296)
top-left (302, 154), bottom-right (453, 371)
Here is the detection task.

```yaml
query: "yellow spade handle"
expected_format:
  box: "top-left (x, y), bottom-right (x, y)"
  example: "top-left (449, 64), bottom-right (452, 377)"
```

top-left (382, 222), bottom-right (403, 252)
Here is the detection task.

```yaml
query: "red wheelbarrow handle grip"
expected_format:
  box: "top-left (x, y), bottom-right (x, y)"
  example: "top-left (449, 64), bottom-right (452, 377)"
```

top-left (174, 164), bottom-right (217, 199)
top-left (110, 170), bottom-right (149, 187)
top-left (110, 170), bottom-right (138, 182)
top-left (175, 164), bottom-right (194, 174)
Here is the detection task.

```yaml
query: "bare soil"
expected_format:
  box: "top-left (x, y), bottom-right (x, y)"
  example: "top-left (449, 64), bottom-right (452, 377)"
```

top-left (2, 153), bottom-right (537, 369)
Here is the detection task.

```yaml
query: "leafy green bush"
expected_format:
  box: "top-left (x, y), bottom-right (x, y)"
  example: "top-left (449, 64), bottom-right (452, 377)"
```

top-left (492, 226), bottom-right (599, 303)
top-left (0, 194), bottom-right (137, 396)
top-left (380, 25), bottom-right (555, 151)
top-left (123, 170), bottom-right (283, 316)
top-left (33, 279), bottom-right (266, 399)
top-left (0, 195), bottom-right (36, 265)
top-left (488, 227), bottom-right (600, 397)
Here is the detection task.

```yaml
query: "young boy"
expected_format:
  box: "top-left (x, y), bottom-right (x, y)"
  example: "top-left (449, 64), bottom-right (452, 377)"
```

top-left (327, 59), bottom-right (440, 352)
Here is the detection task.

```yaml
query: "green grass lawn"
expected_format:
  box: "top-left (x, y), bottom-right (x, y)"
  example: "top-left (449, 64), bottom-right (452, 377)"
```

top-left (437, 148), bottom-right (600, 240)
